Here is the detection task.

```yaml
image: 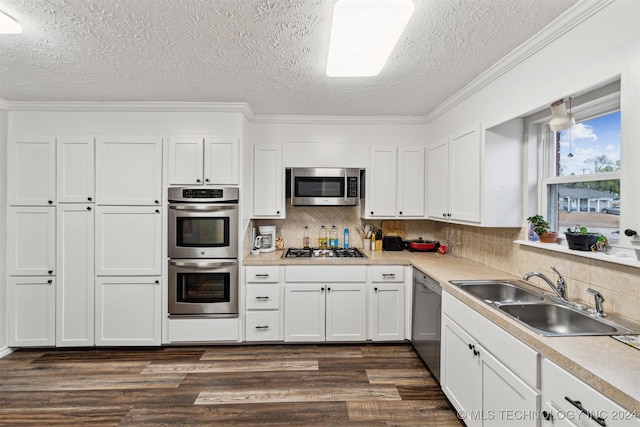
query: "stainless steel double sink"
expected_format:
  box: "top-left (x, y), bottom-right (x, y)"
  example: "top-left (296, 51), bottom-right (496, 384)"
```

top-left (450, 280), bottom-right (639, 336)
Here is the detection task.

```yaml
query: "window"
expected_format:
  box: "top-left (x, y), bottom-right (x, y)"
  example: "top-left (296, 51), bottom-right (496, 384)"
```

top-left (536, 87), bottom-right (621, 245)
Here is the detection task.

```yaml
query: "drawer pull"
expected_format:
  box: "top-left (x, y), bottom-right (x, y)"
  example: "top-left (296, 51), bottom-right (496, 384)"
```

top-left (564, 397), bottom-right (606, 426)
top-left (254, 274), bottom-right (270, 279)
top-left (255, 296), bottom-right (270, 300)
top-left (255, 325), bottom-right (270, 330)
top-left (382, 273), bottom-right (396, 278)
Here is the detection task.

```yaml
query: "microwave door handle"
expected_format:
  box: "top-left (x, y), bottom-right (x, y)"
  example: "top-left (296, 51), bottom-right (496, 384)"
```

top-left (344, 171), bottom-right (348, 203)
top-left (169, 260), bottom-right (236, 268)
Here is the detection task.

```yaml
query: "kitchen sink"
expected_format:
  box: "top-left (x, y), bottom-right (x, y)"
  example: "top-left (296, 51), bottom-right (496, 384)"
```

top-left (450, 279), bottom-right (640, 336)
top-left (498, 302), bottom-right (632, 336)
top-left (450, 280), bottom-right (544, 304)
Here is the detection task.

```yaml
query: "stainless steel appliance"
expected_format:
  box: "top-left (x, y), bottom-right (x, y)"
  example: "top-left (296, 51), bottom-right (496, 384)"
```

top-left (290, 168), bottom-right (360, 206)
top-left (412, 268), bottom-right (442, 383)
top-left (168, 259), bottom-right (238, 317)
top-left (283, 247), bottom-right (367, 258)
top-left (168, 186), bottom-right (239, 317)
top-left (168, 187), bottom-right (238, 259)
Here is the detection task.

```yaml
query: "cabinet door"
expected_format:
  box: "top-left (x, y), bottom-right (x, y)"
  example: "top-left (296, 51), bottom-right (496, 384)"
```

top-left (426, 138), bottom-right (449, 220)
top-left (95, 277), bottom-right (161, 346)
top-left (284, 284), bottom-right (325, 341)
top-left (95, 206), bottom-right (162, 276)
top-left (204, 136), bottom-right (239, 185)
top-left (8, 136), bottom-right (56, 206)
top-left (449, 124), bottom-right (482, 222)
top-left (56, 205), bottom-right (94, 347)
top-left (326, 284), bottom-right (367, 341)
top-left (8, 206), bottom-right (56, 276)
top-left (371, 284), bottom-right (404, 341)
top-left (441, 315), bottom-right (482, 427)
top-left (96, 136), bottom-right (163, 206)
top-left (168, 137), bottom-right (204, 185)
top-left (253, 145), bottom-right (284, 217)
top-left (8, 277), bottom-right (56, 347)
top-left (397, 146), bottom-right (425, 217)
top-left (367, 147), bottom-right (397, 217)
top-left (57, 137), bottom-right (95, 203)
top-left (479, 342), bottom-right (539, 426)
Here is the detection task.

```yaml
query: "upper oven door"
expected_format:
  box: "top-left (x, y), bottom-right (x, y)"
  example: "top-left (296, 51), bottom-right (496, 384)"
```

top-left (168, 203), bottom-right (238, 259)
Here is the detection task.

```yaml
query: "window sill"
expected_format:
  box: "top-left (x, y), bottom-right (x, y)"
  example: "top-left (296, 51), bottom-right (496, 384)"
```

top-left (514, 240), bottom-right (640, 269)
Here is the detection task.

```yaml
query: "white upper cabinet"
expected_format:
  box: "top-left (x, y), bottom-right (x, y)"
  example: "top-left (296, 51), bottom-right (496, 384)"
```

top-left (253, 145), bottom-right (285, 218)
top-left (8, 206), bottom-right (56, 276)
top-left (96, 136), bottom-right (163, 206)
top-left (204, 136), bottom-right (239, 184)
top-left (57, 137), bottom-right (95, 203)
top-left (168, 136), bottom-right (239, 185)
top-left (427, 121), bottom-right (523, 227)
top-left (9, 136), bottom-right (56, 206)
top-left (363, 146), bottom-right (425, 219)
top-left (95, 206), bottom-right (163, 276)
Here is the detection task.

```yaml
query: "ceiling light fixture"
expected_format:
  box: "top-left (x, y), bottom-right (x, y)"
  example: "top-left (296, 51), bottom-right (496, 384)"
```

top-left (326, 0), bottom-right (414, 77)
top-left (0, 10), bottom-right (22, 34)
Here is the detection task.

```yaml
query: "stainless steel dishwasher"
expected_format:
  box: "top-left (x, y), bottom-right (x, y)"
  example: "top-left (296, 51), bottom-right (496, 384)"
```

top-left (412, 268), bottom-right (442, 383)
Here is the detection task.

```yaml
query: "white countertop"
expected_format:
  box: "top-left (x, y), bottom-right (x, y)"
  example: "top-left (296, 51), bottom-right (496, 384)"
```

top-left (243, 248), bottom-right (640, 414)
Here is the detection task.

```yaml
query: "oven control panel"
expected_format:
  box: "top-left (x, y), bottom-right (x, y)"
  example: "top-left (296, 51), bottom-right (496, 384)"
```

top-left (168, 186), bottom-right (239, 203)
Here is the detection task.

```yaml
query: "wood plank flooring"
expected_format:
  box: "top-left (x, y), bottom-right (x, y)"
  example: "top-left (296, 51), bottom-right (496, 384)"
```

top-left (0, 343), bottom-right (463, 426)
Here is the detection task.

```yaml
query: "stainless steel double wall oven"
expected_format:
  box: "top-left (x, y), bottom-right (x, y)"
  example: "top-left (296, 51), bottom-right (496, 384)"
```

top-left (168, 187), bottom-right (239, 317)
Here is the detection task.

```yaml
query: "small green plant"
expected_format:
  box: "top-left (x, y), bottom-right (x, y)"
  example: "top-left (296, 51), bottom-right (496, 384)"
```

top-left (566, 225), bottom-right (607, 243)
top-left (527, 215), bottom-right (551, 235)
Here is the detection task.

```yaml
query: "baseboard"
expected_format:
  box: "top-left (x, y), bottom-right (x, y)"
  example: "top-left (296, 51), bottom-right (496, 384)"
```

top-left (0, 346), bottom-right (14, 359)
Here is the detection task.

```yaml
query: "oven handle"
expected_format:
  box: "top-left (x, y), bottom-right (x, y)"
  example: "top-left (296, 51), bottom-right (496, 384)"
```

top-left (169, 205), bottom-right (237, 212)
top-left (169, 260), bottom-right (237, 268)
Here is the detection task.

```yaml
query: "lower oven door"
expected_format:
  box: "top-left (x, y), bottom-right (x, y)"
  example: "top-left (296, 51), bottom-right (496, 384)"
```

top-left (169, 259), bottom-right (238, 317)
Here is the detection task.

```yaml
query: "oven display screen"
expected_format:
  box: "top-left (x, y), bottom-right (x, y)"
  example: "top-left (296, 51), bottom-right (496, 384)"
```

top-left (176, 217), bottom-right (229, 247)
top-left (177, 272), bottom-right (231, 303)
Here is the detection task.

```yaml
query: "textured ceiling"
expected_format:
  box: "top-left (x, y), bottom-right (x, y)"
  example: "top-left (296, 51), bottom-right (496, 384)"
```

top-left (0, 0), bottom-right (579, 116)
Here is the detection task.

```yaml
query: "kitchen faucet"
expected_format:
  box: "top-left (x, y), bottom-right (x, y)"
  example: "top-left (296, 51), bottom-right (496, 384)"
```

top-left (586, 288), bottom-right (606, 317)
top-left (523, 267), bottom-right (567, 300)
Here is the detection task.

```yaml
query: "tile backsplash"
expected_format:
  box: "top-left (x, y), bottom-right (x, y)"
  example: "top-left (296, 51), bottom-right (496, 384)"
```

top-left (248, 208), bottom-right (640, 322)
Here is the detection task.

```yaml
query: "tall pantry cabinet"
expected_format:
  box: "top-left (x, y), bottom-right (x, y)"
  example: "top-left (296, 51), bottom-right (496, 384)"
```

top-left (7, 135), bottom-right (163, 347)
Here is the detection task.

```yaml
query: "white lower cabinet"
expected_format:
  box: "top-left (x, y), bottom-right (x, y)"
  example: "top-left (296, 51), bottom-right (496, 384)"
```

top-left (370, 265), bottom-right (405, 341)
top-left (95, 277), bottom-right (162, 346)
top-left (245, 266), bottom-right (283, 342)
top-left (8, 277), bottom-right (56, 347)
top-left (541, 359), bottom-right (640, 427)
top-left (284, 266), bottom-right (367, 342)
top-left (56, 205), bottom-right (95, 347)
top-left (442, 292), bottom-right (539, 426)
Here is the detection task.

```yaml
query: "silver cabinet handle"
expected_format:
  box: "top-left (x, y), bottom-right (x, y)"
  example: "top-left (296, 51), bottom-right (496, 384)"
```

top-left (255, 296), bottom-right (270, 300)
top-left (382, 273), bottom-right (396, 278)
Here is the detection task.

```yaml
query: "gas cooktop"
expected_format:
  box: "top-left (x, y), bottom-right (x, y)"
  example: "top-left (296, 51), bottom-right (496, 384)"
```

top-left (283, 247), bottom-right (367, 259)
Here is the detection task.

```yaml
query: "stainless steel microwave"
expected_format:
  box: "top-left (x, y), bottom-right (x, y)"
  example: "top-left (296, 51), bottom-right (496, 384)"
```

top-left (290, 168), bottom-right (360, 206)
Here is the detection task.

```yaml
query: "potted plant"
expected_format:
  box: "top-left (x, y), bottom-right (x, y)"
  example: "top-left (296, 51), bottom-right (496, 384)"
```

top-left (526, 215), bottom-right (558, 243)
top-left (565, 226), bottom-right (607, 251)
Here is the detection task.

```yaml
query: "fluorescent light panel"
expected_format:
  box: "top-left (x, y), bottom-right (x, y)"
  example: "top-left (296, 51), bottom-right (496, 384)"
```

top-left (326, 0), bottom-right (414, 77)
top-left (0, 10), bottom-right (22, 34)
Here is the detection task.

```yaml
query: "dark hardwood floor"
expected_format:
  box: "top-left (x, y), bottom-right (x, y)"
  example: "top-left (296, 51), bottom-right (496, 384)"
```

top-left (0, 343), bottom-right (463, 426)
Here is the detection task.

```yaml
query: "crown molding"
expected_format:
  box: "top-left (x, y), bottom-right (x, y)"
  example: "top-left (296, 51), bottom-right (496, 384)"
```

top-left (4, 101), bottom-right (255, 119)
top-left (424, 0), bottom-right (616, 124)
top-left (251, 114), bottom-right (427, 125)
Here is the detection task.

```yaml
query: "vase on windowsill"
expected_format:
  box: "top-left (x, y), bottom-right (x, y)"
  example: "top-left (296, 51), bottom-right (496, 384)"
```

top-left (539, 232), bottom-right (559, 243)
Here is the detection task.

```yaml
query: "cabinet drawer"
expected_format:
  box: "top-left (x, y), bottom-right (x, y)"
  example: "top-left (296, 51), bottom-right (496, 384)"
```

top-left (370, 265), bottom-right (404, 282)
top-left (246, 284), bottom-right (280, 310)
top-left (443, 291), bottom-right (539, 388)
top-left (246, 266), bottom-right (280, 283)
top-left (245, 311), bottom-right (282, 341)
top-left (542, 358), bottom-right (640, 426)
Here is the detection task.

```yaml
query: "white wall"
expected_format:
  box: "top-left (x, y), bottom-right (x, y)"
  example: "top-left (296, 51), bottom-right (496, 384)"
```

top-left (0, 107), bottom-right (7, 353)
